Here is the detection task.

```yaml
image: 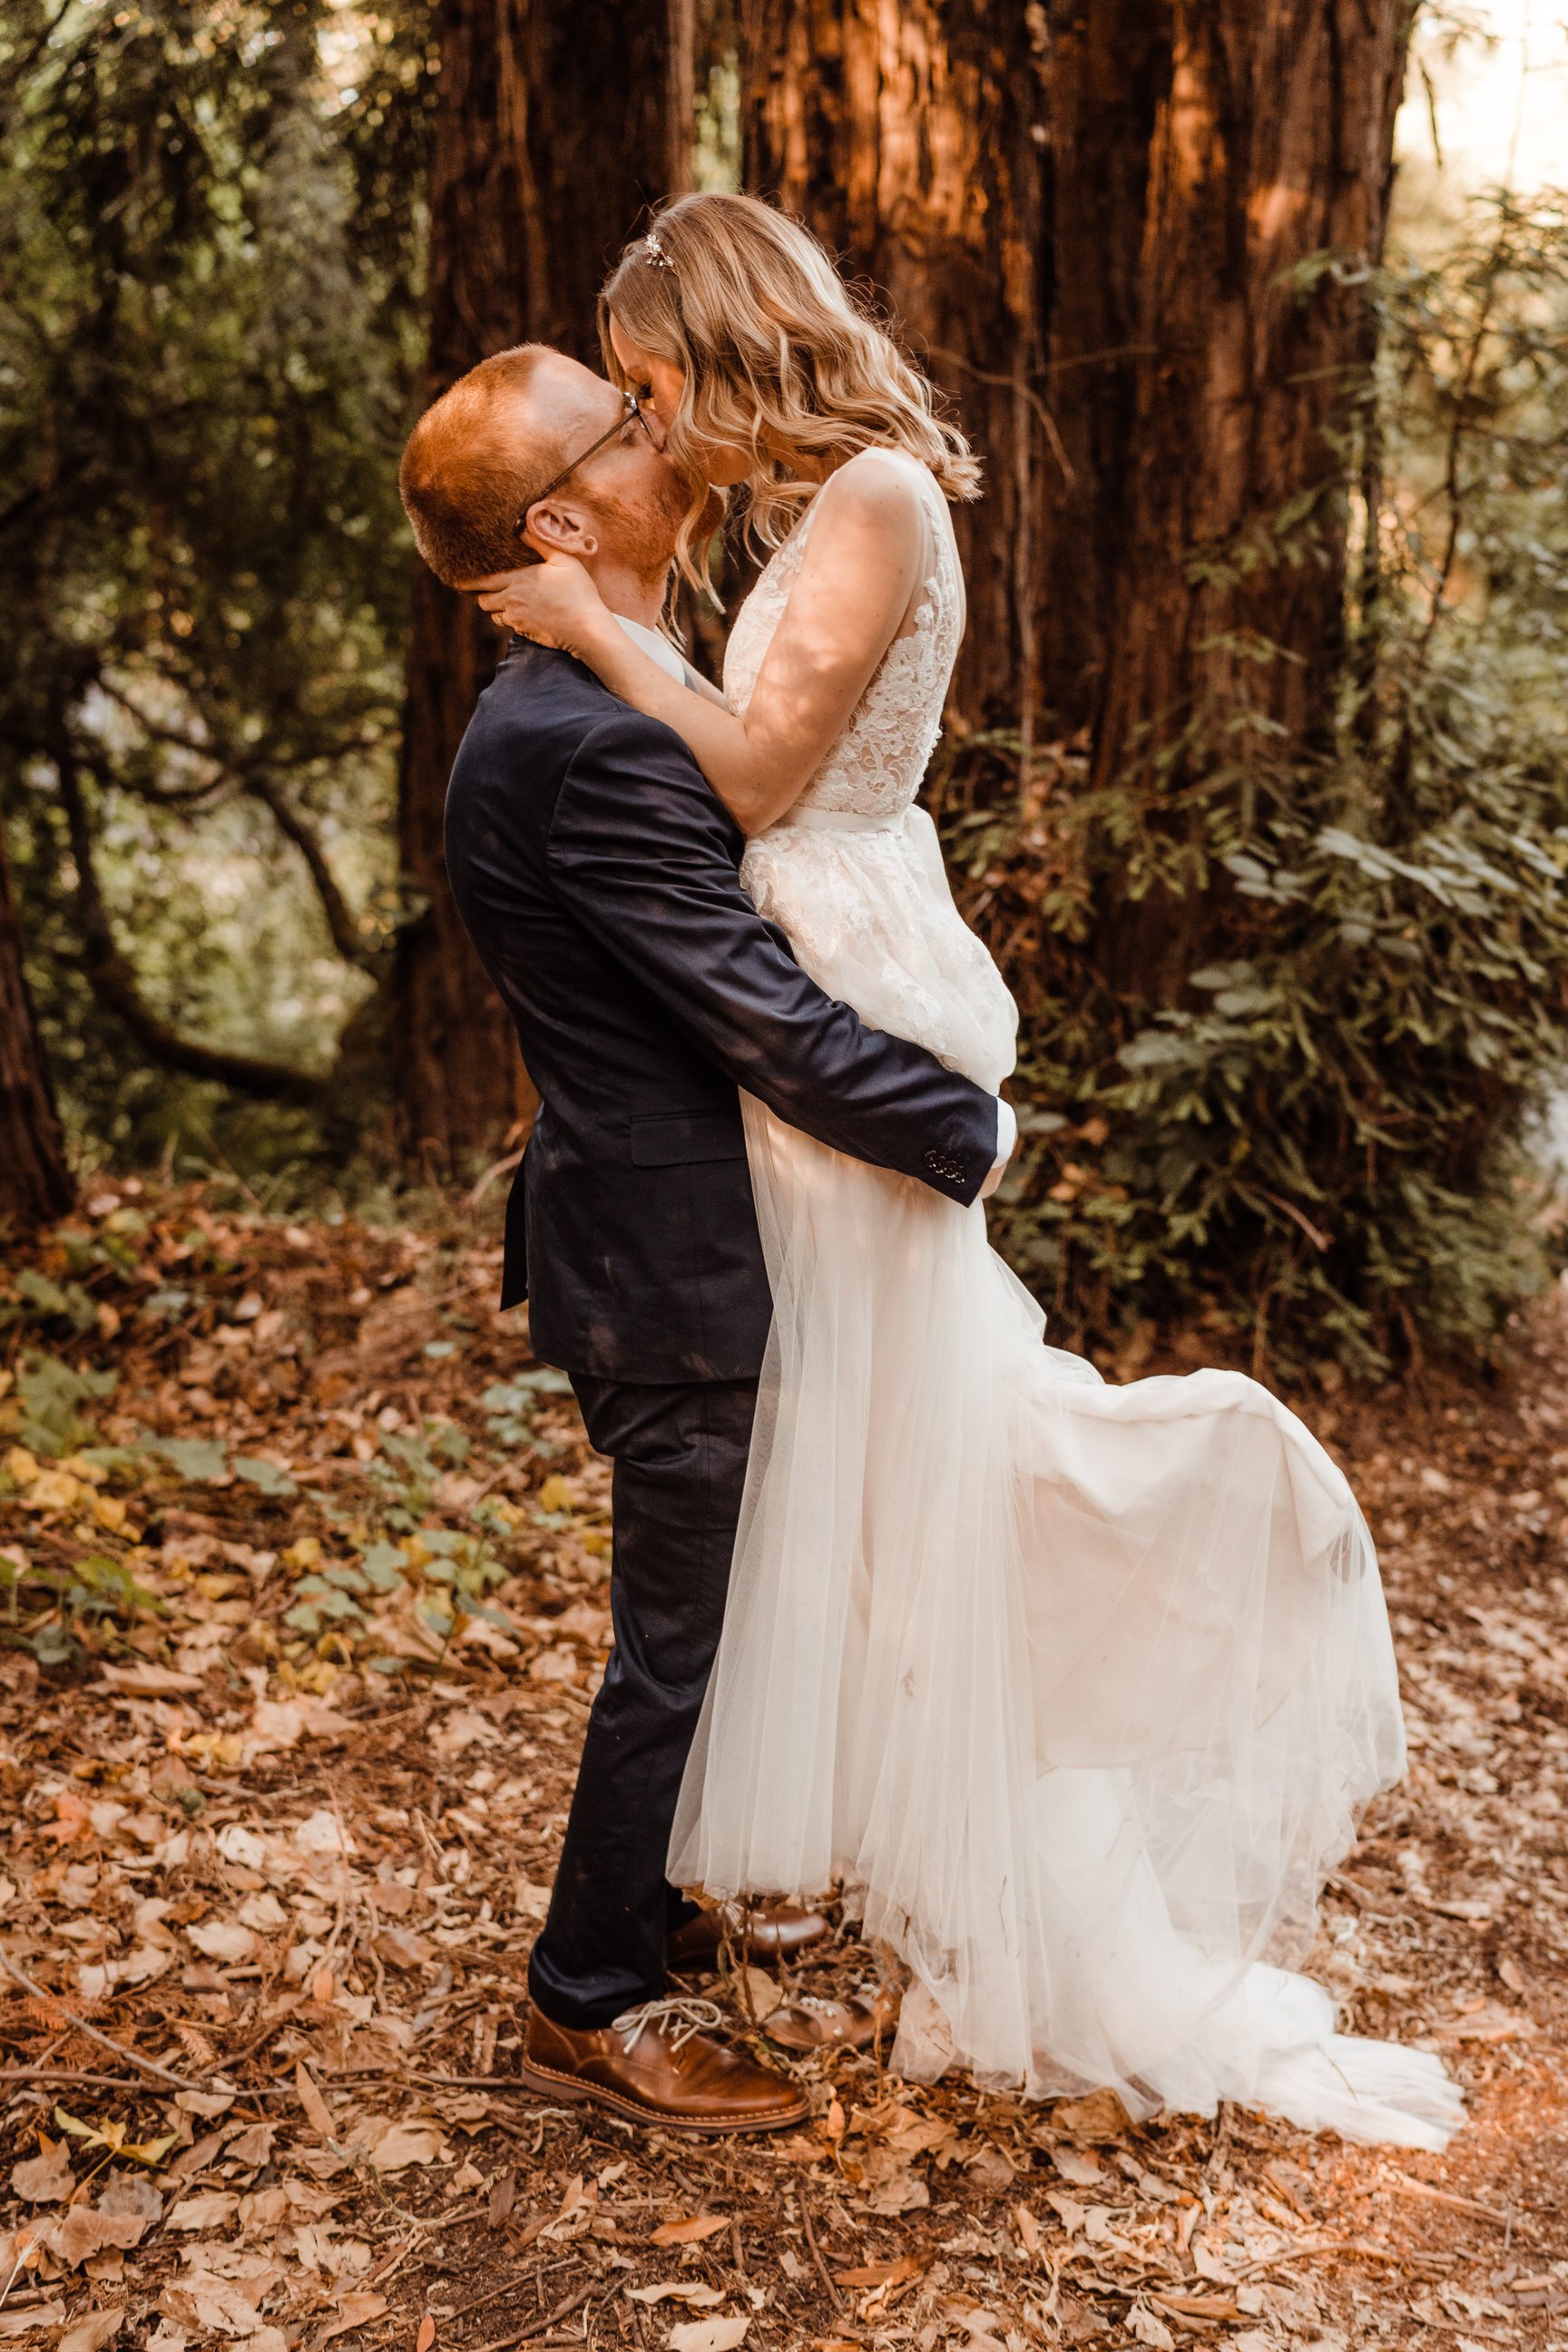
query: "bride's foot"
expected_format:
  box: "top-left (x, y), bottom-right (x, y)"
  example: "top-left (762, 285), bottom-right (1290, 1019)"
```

top-left (667, 1898), bottom-right (829, 1970)
top-left (519, 1996), bottom-right (808, 2137)
top-left (765, 1987), bottom-right (898, 2052)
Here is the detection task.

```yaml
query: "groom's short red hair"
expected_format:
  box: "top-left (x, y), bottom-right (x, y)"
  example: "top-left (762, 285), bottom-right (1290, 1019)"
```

top-left (399, 345), bottom-right (567, 586)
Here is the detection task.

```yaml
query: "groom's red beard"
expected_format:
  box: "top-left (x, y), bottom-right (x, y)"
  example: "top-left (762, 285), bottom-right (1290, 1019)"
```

top-left (598, 472), bottom-right (721, 595)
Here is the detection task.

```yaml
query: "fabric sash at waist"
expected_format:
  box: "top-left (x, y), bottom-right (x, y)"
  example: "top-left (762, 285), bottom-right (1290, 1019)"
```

top-left (773, 803), bottom-right (914, 835)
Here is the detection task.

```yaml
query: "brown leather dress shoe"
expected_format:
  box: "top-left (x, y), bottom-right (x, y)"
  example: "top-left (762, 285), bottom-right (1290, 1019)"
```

top-left (666, 1899), bottom-right (830, 1971)
top-left (520, 1996), bottom-right (808, 2136)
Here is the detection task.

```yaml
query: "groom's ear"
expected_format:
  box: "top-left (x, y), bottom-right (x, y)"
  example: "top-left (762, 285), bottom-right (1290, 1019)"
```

top-left (524, 496), bottom-right (600, 563)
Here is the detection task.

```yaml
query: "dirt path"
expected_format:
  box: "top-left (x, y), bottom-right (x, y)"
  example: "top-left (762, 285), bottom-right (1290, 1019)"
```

top-left (0, 1186), bottom-right (1564, 2352)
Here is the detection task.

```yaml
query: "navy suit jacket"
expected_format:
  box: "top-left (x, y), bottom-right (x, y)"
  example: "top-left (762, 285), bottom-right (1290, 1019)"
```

top-left (444, 639), bottom-right (998, 1384)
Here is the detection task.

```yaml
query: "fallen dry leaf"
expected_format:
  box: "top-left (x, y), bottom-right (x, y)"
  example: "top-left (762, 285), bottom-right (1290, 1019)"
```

top-left (37, 2208), bottom-right (150, 2267)
top-left (366, 2121), bottom-right (445, 2172)
top-left (57, 2308), bottom-right (125, 2352)
top-left (629, 2281), bottom-right (727, 2309)
top-left (95, 1662), bottom-right (204, 1697)
top-left (832, 2256), bottom-right (925, 2289)
top-left (1051, 2089), bottom-right (1130, 2141)
top-left (185, 1918), bottom-right (257, 1965)
top-left (0, 2305), bottom-right (64, 2338)
top-left (167, 2189), bottom-right (240, 2231)
top-left (10, 2138), bottom-right (73, 2203)
top-left (294, 2062), bottom-right (336, 2141)
top-left (667, 2320), bottom-right (750, 2352)
top-left (649, 2213), bottom-right (730, 2247)
top-left (157, 2277), bottom-right (264, 2337)
top-left (314, 2293), bottom-right (389, 2343)
top-left (732, 1964), bottom-right (781, 2021)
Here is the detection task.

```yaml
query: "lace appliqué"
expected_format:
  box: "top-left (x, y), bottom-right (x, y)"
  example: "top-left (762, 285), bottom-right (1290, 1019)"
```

top-left (722, 456), bottom-right (964, 819)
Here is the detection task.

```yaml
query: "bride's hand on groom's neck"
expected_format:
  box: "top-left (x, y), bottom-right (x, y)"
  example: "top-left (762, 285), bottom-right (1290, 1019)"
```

top-left (472, 554), bottom-right (610, 662)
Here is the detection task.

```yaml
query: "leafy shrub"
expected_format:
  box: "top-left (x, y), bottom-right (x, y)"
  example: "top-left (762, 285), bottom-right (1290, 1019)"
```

top-left (942, 195), bottom-right (1568, 1376)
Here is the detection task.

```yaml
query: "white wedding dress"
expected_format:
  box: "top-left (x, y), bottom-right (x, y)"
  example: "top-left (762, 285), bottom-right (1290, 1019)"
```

top-left (667, 449), bottom-right (1462, 2150)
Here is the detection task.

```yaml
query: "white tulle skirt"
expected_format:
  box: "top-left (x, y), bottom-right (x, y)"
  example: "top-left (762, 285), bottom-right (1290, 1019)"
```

top-left (669, 802), bottom-right (1461, 2151)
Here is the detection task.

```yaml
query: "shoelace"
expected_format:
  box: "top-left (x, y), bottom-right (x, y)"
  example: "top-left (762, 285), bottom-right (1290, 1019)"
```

top-left (612, 1994), bottom-right (724, 2056)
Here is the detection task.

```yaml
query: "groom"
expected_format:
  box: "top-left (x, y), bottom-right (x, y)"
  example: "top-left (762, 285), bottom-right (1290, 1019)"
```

top-left (400, 345), bottom-right (1012, 2133)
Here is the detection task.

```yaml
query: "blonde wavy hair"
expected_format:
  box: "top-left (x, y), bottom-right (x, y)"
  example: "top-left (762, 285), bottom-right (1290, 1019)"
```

top-left (599, 191), bottom-right (980, 598)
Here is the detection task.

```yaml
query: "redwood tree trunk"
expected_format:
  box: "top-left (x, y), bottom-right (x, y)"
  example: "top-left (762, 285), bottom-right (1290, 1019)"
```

top-left (395, 0), bottom-right (693, 1171)
top-left (1092, 0), bottom-right (1409, 791)
top-left (741, 0), bottom-right (1409, 869)
top-left (740, 0), bottom-right (1052, 745)
top-left (0, 824), bottom-right (72, 1230)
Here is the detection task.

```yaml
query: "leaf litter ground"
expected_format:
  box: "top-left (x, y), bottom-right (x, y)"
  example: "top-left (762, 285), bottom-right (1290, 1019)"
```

top-left (0, 1182), bottom-right (1565, 2352)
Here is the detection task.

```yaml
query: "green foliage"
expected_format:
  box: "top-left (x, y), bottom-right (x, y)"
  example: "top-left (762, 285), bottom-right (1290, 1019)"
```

top-left (955, 192), bottom-right (1568, 1374)
top-left (0, 1547), bottom-right (163, 1671)
top-left (481, 1368), bottom-right (575, 1451)
top-left (0, 0), bottom-right (431, 1171)
top-left (14, 1353), bottom-right (116, 1457)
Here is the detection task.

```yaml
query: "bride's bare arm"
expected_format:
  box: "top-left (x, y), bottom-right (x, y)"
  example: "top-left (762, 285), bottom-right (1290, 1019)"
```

top-left (475, 457), bottom-right (926, 836)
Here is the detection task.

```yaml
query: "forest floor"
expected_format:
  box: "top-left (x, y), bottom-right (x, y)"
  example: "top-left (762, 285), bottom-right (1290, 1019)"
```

top-left (0, 1181), bottom-right (1565, 2352)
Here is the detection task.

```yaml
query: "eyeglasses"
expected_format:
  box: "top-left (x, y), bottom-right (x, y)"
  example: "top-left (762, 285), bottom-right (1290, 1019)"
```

top-left (513, 391), bottom-right (660, 544)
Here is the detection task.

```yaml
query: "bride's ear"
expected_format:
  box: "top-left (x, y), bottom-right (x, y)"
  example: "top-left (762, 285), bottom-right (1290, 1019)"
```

top-left (524, 497), bottom-right (599, 562)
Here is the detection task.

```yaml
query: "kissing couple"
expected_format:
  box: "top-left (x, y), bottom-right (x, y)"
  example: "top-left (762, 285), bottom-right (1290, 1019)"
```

top-left (399, 191), bottom-right (1462, 2151)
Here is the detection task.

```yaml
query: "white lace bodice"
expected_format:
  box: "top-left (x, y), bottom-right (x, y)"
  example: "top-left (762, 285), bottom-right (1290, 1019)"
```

top-left (721, 450), bottom-right (964, 817)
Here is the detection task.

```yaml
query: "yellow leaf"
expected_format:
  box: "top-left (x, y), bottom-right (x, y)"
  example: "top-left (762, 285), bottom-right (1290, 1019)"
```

top-left (4, 1447), bottom-right (39, 1485)
top-left (282, 1537), bottom-right (321, 1571)
top-left (53, 2108), bottom-right (109, 2146)
top-left (535, 1474), bottom-right (576, 1514)
top-left (56, 1455), bottom-right (107, 1487)
top-left (24, 1472), bottom-right (83, 1514)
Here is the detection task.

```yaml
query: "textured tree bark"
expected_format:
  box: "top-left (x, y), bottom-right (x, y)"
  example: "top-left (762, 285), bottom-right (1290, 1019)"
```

top-left (1093, 0), bottom-right (1410, 797)
top-left (740, 0), bottom-right (1409, 848)
top-left (0, 821), bottom-right (72, 1230)
top-left (740, 0), bottom-right (1052, 746)
top-left (395, 0), bottom-right (693, 1171)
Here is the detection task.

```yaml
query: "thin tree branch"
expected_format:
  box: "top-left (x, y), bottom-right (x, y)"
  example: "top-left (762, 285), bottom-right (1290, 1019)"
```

top-left (241, 771), bottom-right (379, 969)
top-left (55, 747), bottom-right (321, 1102)
top-left (95, 679), bottom-right (383, 966)
top-left (926, 346), bottom-right (1076, 486)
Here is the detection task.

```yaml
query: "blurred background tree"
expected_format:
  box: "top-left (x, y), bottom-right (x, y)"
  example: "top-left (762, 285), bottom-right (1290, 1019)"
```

top-left (2, 0), bottom-right (1563, 1377)
top-left (394, 0), bottom-right (696, 1170)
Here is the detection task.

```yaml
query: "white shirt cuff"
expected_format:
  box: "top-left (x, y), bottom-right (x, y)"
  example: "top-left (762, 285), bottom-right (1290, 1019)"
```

top-left (991, 1098), bottom-right (1016, 1179)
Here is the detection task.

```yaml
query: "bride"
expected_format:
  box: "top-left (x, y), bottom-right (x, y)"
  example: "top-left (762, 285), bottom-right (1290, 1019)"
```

top-left (478, 191), bottom-right (1462, 2151)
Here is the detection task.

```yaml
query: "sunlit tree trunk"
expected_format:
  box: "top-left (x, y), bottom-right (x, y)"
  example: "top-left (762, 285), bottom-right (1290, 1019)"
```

top-left (740, 0), bottom-right (1053, 748)
top-left (0, 825), bottom-right (72, 1230)
top-left (741, 0), bottom-right (1409, 905)
top-left (395, 0), bottom-right (693, 1171)
top-left (1093, 2), bottom-right (1409, 783)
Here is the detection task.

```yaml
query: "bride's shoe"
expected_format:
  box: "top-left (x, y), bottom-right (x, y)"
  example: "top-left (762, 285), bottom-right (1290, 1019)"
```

top-left (667, 1898), bottom-right (829, 1970)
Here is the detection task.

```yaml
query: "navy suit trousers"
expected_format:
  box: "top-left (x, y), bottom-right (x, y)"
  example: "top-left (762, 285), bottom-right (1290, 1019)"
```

top-left (526, 1373), bottom-right (758, 2029)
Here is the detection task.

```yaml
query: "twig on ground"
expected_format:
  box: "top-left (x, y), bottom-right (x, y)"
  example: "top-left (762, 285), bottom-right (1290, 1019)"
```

top-left (0, 2068), bottom-right (197, 2092)
top-left (1383, 2170), bottom-right (1513, 2226)
top-left (0, 1953), bottom-right (201, 2092)
top-left (799, 2188), bottom-right (841, 2308)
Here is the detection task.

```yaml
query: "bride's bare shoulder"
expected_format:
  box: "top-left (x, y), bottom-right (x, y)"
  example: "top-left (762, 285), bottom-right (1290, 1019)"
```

top-left (804, 447), bottom-right (929, 563)
top-left (819, 445), bottom-right (932, 510)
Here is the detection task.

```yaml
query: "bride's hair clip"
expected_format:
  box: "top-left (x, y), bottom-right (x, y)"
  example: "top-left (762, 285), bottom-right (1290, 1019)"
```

top-left (642, 230), bottom-right (675, 272)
